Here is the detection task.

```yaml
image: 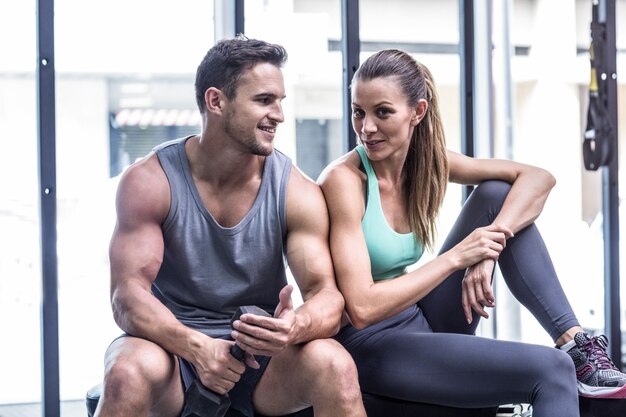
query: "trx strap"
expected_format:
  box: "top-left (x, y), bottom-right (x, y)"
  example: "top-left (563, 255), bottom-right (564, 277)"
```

top-left (583, 2), bottom-right (613, 171)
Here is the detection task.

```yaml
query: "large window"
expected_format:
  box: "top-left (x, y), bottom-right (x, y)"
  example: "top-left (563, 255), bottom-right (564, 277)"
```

top-left (501, 0), bottom-right (611, 346)
top-left (491, 0), bottom-right (626, 348)
top-left (52, 0), bottom-right (213, 407)
top-left (0, 1), bottom-right (40, 407)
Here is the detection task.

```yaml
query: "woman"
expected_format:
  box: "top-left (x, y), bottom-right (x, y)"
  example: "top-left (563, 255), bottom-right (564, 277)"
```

top-left (319, 49), bottom-right (626, 416)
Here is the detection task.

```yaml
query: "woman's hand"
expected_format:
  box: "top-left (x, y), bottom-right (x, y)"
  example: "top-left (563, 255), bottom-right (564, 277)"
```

top-left (462, 258), bottom-right (497, 323)
top-left (448, 224), bottom-right (513, 269)
top-left (446, 224), bottom-right (512, 324)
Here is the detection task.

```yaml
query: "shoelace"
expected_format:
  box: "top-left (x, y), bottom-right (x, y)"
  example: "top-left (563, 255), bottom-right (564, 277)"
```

top-left (582, 335), bottom-right (618, 370)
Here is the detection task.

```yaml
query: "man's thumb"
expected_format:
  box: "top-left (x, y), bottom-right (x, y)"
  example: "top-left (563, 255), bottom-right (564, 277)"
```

top-left (275, 285), bottom-right (294, 317)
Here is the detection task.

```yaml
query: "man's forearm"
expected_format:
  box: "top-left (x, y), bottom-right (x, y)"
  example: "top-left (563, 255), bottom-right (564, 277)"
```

top-left (112, 285), bottom-right (206, 361)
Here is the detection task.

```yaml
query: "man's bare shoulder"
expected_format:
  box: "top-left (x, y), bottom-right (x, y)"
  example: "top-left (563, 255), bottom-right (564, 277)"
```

top-left (286, 164), bottom-right (325, 204)
top-left (283, 164), bottom-right (329, 228)
top-left (116, 153), bottom-right (170, 224)
top-left (287, 163), bottom-right (321, 191)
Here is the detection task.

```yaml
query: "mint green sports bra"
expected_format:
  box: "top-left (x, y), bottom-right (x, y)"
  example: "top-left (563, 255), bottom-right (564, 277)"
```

top-left (356, 145), bottom-right (424, 281)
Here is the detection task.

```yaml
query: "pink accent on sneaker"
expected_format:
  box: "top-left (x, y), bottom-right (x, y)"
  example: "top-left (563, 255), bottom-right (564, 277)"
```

top-left (578, 382), bottom-right (626, 399)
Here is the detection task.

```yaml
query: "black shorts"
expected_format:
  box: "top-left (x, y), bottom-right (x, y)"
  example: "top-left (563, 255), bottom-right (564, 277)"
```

top-left (179, 353), bottom-right (271, 417)
top-left (111, 334), bottom-right (271, 417)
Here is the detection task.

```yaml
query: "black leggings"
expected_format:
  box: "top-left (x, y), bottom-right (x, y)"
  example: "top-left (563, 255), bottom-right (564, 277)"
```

top-left (335, 181), bottom-right (580, 417)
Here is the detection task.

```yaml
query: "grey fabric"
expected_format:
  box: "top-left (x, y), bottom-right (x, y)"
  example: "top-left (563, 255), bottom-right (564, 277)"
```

top-left (152, 136), bottom-right (292, 338)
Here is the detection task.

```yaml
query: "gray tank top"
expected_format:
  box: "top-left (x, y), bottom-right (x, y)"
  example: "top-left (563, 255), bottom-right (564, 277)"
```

top-left (152, 136), bottom-right (291, 338)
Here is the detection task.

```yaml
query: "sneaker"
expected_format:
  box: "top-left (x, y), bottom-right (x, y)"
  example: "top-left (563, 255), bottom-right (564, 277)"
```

top-left (563, 332), bottom-right (626, 398)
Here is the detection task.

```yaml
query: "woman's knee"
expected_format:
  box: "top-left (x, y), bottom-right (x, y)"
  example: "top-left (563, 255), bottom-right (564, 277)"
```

top-left (532, 347), bottom-right (577, 399)
top-left (470, 180), bottom-right (511, 207)
top-left (548, 349), bottom-right (577, 383)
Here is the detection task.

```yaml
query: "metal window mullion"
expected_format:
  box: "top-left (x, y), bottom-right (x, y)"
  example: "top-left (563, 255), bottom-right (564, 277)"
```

top-left (341, 0), bottom-right (360, 152)
top-left (214, 0), bottom-right (244, 40)
top-left (235, 0), bottom-right (244, 35)
top-left (37, 0), bottom-right (60, 416)
top-left (599, 0), bottom-right (621, 369)
top-left (459, 0), bottom-right (475, 202)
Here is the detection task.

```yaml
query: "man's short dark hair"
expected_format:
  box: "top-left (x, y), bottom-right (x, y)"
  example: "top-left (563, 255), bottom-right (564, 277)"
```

top-left (194, 35), bottom-right (288, 113)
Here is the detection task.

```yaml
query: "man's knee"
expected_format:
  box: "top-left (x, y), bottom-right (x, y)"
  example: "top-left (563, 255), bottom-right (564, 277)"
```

top-left (102, 337), bottom-right (178, 402)
top-left (300, 339), bottom-right (361, 401)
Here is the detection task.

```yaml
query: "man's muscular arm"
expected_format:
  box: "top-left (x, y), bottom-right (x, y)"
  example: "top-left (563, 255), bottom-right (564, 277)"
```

top-left (231, 167), bottom-right (344, 353)
top-left (282, 167), bottom-right (345, 343)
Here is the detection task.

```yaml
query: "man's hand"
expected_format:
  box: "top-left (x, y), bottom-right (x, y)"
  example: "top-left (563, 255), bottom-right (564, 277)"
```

top-left (193, 337), bottom-right (249, 395)
top-left (461, 258), bottom-right (497, 324)
top-left (230, 285), bottom-right (296, 356)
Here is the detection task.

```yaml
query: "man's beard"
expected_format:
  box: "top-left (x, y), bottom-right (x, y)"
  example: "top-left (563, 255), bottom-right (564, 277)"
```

top-left (223, 113), bottom-right (273, 157)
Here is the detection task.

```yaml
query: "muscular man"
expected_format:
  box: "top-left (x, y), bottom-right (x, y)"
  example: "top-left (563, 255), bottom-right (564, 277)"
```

top-left (94, 36), bottom-right (365, 417)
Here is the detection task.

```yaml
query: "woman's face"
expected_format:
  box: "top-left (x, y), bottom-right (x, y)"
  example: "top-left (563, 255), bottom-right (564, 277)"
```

top-left (351, 76), bottom-right (420, 161)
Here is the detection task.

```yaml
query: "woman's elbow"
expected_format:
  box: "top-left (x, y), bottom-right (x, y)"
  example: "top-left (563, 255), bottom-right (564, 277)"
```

top-left (530, 167), bottom-right (556, 191)
top-left (542, 168), bottom-right (557, 190)
top-left (345, 304), bottom-right (374, 330)
top-left (328, 293), bottom-right (347, 333)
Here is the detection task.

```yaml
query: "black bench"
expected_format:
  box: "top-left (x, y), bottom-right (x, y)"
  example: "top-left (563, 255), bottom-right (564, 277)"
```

top-left (86, 383), bottom-right (499, 416)
top-left (579, 396), bottom-right (626, 416)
